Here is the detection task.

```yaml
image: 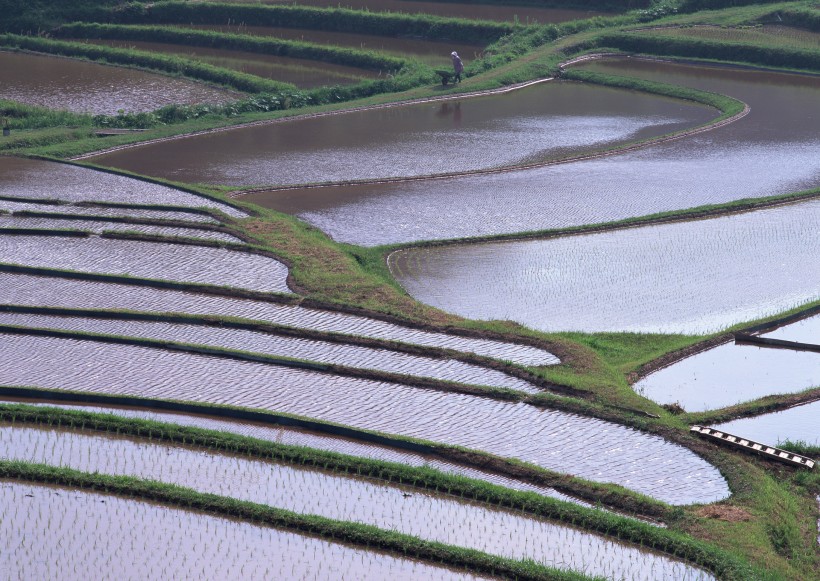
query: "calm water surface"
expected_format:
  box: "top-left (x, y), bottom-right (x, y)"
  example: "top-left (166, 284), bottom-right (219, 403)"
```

top-left (0, 50), bottom-right (237, 115)
top-left (711, 400), bottom-right (820, 446)
top-left (91, 80), bottom-right (712, 187)
top-left (0, 482), bottom-right (482, 580)
top-left (389, 201), bottom-right (820, 334)
top-left (248, 59), bottom-right (819, 245)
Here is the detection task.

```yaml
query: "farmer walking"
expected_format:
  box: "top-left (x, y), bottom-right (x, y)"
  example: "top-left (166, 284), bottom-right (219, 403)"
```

top-left (451, 51), bottom-right (464, 83)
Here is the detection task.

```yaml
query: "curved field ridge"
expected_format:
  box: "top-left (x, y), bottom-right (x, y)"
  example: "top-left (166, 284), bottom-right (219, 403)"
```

top-left (0, 272), bottom-right (558, 366)
top-left (0, 157), bottom-right (246, 218)
top-left (0, 215), bottom-right (241, 243)
top-left (0, 334), bottom-right (731, 505)
top-left (0, 400), bottom-right (579, 502)
top-left (0, 313), bottom-right (538, 393)
top-left (389, 200), bottom-right (820, 334)
top-left (0, 235), bottom-right (291, 294)
top-left (0, 482), bottom-right (481, 580)
top-left (0, 426), bottom-right (713, 580)
top-left (0, 199), bottom-right (219, 223)
top-left (271, 59), bottom-right (819, 245)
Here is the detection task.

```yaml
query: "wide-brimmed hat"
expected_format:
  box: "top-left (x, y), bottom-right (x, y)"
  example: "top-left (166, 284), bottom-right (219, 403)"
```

top-left (451, 51), bottom-right (458, 56)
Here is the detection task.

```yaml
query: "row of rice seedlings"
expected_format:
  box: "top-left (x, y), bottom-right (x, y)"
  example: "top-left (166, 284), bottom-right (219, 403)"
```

top-left (0, 270), bottom-right (558, 365)
top-left (0, 333), bottom-right (730, 505)
top-left (0, 424), bottom-right (716, 580)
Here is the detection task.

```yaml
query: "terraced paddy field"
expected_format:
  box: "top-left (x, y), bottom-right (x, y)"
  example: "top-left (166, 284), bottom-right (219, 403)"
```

top-left (0, 425), bottom-right (714, 580)
top-left (390, 200), bottom-right (820, 334)
top-left (185, 24), bottom-right (484, 67)
top-left (0, 271), bottom-right (557, 365)
top-left (634, 315), bottom-right (820, 412)
top-left (207, 0), bottom-right (604, 23)
top-left (0, 481), bottom-right (486, 580)
top-left (0, 158), bottom-right (245, 217)
top-left (634, 24), bottom-right (820, 51)
top-left (0, 214), bottom-right (241, 242)
top-left (0, 50), bottom-right (237, 115)
top-left (711, 400), bottom-right (820, 447)
top-left (236, 58), bottom-right (820, 245)
top-left (0, 198), bottom-right (220, 223)
top-left (90, 78), bottom-right (715, 187)
top-left (0, 333), bottom-right (730, 505)
top-left (76, 39), bottom-right (379, 87)
top-left (0, 234), bottom-right (291, 293)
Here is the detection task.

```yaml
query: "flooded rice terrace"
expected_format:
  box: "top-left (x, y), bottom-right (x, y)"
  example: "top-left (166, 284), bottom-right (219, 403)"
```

top-left (90, 78), bottom-right (713, 187)
top-left (0, 333), bottom-right (730, 504)
top-left (244, 59), bottom-right (819, 245)
top-left (711, 400), bottom-right (820, 446)
top-left (0, 198), bottom-right (220, 223)
top-left (389, 200), bottom-right (820, 334)
top-left (0, 158), bottom-right (245, 217)
top-left (0, 271), bottom-right (557, 365)
top-left (634, 315), bottom-right (820, 412)
top-left (0, 234), bottom-right (291, 293)
top-left (0, 400), bottom-right (578, 502)
top-left (0, 426), bottom-right (713, 580)
top-left (0, 482), bottom-right (484, 580)
top-left (0, 312), bottom-right (539, 392)
top-left (0, 50), bottom-right (237, 115)
top-left (77, 39), bottom-right (378, 88)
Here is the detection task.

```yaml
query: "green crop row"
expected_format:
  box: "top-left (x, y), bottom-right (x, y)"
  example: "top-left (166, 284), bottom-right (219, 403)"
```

top-left (0, 99), bottom-right (91, 129)
top-left (0, 403), bottom-right (761, 580)
top-left (597, 30), bottom-right (820, 71)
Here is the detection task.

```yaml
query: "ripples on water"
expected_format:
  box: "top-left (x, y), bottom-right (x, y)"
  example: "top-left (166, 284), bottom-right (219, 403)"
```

top-left (0, 334), bottom-right (730, 505)
top-left (0, 272), bottom-right (557, 366)
top-left (0, 199), bottom-right (219, 223)
top-left (0, 426), bottom-right (714, 580)
top-left (390, 200), bottom-right (820, 334)
top-left (0, 482), bottom-right (483, 580)
top-left (0, 235), bottom-right (291, 293)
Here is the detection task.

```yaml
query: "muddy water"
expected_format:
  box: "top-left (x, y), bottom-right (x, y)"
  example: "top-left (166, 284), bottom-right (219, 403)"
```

top-left (91, 80), bottom-right (712, 188)
top-left (0, 271), bottom-right (558, 365)
top-left (0, 312), bottom-right (539, 392)
top-left (0, 198), bottom-right (219, 223)
top-left (0, 426), bottom-right (712, 580)
top-left (634, 315), bottom-right (820, 412)
top-left (78, 39), bottom-right (376, 87)
top-left (0, 215), bottom-right (240, 242)
top-left (0, 235), bottom-right (291, 293)
top-left (390, 200), bottom-right (820, 334)
top-left (211, 0), bottom-right (604, 23)
top-left (186, 24), bottom-right (484, 66)
top-left (0, 158), bottom-right (245, 217)
top-left (0, 333), bottom-right (730, 504)
top-left (0, 400), bottom-right (578, 502)
top-left (0, 482), bottom-right (483, 581)
top-left (711, 400), bottom-right (820, 446)
top-left (0, 50), bottom-right (237, 115)
top-left (249, 59), bottom-right (818, 245)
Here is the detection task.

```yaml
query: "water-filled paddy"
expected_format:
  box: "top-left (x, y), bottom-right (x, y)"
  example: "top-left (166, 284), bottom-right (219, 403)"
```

top-left (186, 24), bottom-right (483, 66)
top-left (0, 482), bottom-right (480, 580)
top-left (0, 333), bottom-right (730, 504)
top-left (763, 314), bottom-right (820, 344)
top-left (0, 425), bottom-right (711, 580)
top-left (0, 271), bottom-right (557, 365)
top-left (90, 79), bottom-right (713, 187)
top-left (0, 312), bottom-right (538, 392)
top-left (0, 50), bottom-right (237, 115)
top-left (0, 198), bottom-right (219, 223)
top-left (0, 157), bottom-right (245, 217)
top-left (711, 400), bottom-right (820, 446)
top-left (0, 214), bottom-right (240, 242)
top-left (210, 0), bottom-right (603, 23)
top-left (0, 235), bottom-right (291, 293)
top-left (389, 201), bottom-right (820, 334)
top-left (242, 59), bottom-right (819, 245)
top-left (633, 315), bottom-right (820, 412)
top-left (78, 39), bottom-right (377, 87)
top-left (0, 399), bottom-right (575, 501)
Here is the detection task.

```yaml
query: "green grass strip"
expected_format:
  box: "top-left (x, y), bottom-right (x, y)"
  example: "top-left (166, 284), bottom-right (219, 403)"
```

top-left (0, 459), bottom-right (598, 581)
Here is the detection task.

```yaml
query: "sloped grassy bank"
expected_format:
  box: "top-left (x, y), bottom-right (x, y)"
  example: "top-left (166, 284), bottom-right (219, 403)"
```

top-left (0, 404), bottom-right (760, 580)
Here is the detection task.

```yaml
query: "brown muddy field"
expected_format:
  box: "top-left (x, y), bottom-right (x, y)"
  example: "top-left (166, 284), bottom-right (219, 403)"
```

top-left (0, 50), bottom-right (237, 115)
top-left (90, 80), bottom-right (712, 187)
top-left (76, 39), bottom-right (379, 87)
